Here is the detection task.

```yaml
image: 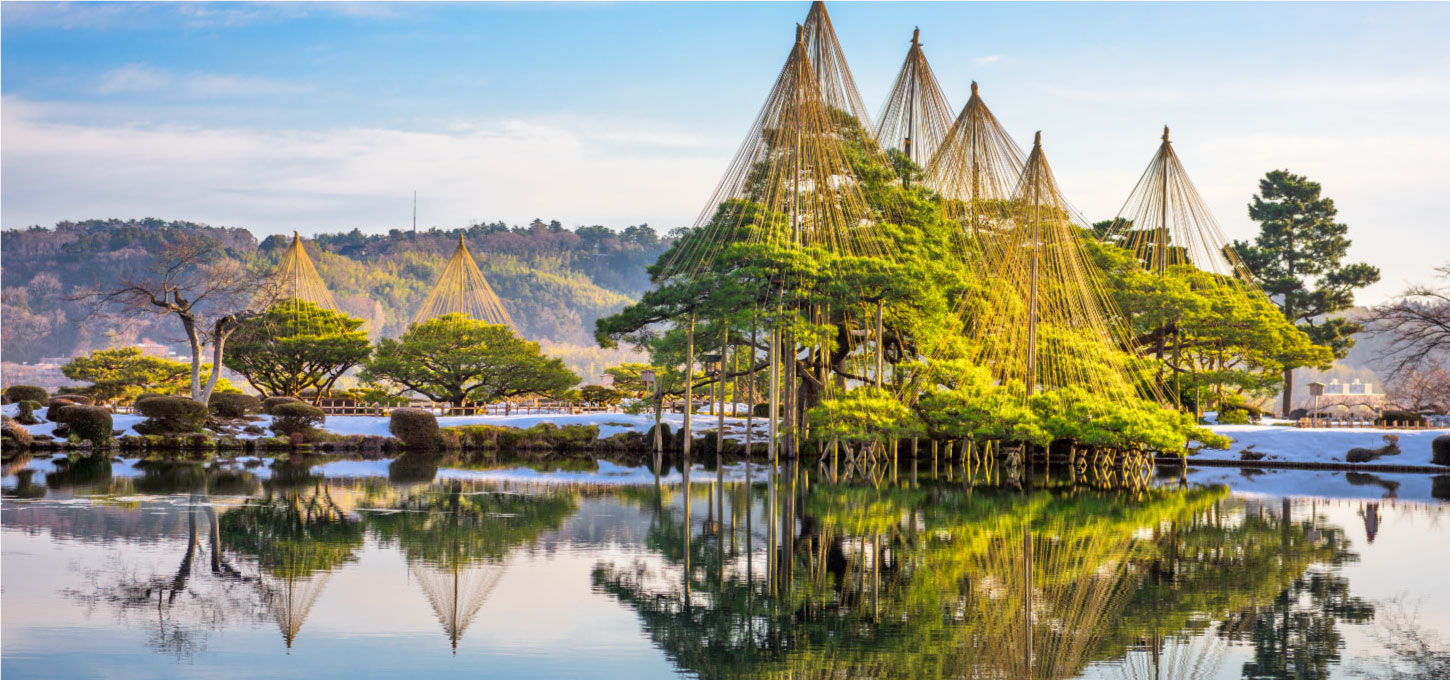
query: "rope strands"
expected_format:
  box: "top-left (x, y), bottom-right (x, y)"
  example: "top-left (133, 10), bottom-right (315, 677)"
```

top-left (875, 27), bottom-right (955, 172)
top-left (659, 23), bottom-right (886, 280)
top-left (267, 231), bottom-right (340, 311)
top-left (801, 1), bottom-right (875, 134)
top-left (964, 132), bottom-right (1155, 403)
top-left (412, 561), bottom-right (509, 651)
top-left (413, 233), bottom-right (514, 327)
top-left (1105, 126), bottom-right (1257, 285)
top-left (925, 81), bottom-right (1029, 238)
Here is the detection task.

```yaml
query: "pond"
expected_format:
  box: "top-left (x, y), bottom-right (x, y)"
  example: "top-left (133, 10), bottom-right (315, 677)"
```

top-left (3, 453), bottom-right (1447, 679)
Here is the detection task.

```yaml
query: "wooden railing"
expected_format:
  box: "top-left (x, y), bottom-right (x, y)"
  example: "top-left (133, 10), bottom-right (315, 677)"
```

top-left (313, 399), bottom-right (626, 417)
top-left (1295, 417), bottom-right (1444, 430)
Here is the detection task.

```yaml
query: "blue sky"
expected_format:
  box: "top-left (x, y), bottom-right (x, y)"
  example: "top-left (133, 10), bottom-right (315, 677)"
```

top-left (3, 1), bottom-right (1448, 302)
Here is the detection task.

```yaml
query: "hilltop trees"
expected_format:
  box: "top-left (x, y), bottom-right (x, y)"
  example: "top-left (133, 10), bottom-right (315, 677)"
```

top-left (364, 314), bottom-right (579, 406)
top-left (1233, 170), bottom-right (1379, 415)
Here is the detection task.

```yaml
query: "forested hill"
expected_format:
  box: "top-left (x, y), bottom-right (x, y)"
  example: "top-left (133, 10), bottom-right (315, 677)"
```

top-left (2, 218), bottom-right (673, 375)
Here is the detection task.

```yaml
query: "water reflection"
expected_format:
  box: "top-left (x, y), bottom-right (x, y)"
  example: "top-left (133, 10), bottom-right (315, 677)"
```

top-left (1, 454), bottom-right (1446, 679)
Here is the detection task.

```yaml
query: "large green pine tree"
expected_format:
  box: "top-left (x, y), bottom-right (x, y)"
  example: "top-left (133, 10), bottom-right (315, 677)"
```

top-left (1232, 170), bottom-right (1379, 415)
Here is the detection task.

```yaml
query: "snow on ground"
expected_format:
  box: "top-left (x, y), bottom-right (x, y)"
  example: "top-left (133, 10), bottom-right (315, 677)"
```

top-left (1198, 424), bottom-right (1450, 466)
top-left (316, 410), bottom-right (769, 441)
top-left (2, 403), bottom-right (149, 438)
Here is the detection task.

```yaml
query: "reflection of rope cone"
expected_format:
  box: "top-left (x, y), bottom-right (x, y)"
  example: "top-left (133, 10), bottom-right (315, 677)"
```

top-left (413, 234), bottom-right (513, 327)
top-left (1112, 628), bottom-right (1229, 680)
top-left (968, 524), bottom-right (1141, 680)
top-left (269, 232), bottom-right (340, 310)
top-left (412, 559), bottom-right (509, 651)
top-left (265, 568), bottom-right (331, 650)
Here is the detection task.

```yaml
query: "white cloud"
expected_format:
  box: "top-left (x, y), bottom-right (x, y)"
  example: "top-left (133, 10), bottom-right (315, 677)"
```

top-left (95, 64), bottom-right (314, 98)
top-left (973, 55), bottom-right (1004, 65)
top-left (0, 97), bottom-right (722, 236)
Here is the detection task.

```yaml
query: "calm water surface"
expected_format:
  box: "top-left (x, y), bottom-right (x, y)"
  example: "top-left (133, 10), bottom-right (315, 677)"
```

top-left (3, 453), bottom-right (1448, 679)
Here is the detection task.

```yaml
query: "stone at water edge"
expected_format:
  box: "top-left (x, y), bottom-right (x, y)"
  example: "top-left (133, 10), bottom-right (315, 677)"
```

top-left (1432, 434), bottom-right (1450, 466)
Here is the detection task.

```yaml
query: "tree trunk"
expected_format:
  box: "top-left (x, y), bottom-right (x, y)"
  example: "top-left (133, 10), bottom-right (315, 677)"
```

top-left (200, 325), bottom-right (232, 404)
top-left (182, 316), bottom-right (203, 401)
top-left (1281, 366), bottom-right (1294, 417)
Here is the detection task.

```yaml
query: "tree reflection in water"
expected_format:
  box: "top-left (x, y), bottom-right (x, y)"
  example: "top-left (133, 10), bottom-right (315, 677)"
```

top-left (595, 461), bottom-right (1373, 680)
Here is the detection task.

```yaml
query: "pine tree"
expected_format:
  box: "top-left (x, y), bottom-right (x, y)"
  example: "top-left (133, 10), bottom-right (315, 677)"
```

top-left (1233, 170), bottom-right (1379, 415)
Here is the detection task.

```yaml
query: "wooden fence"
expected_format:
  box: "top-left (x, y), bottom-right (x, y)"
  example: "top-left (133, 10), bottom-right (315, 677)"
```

top-left (106, 399), bottom-right (625, 417)
top-left (1295, 417), bottom-right (1444, 430)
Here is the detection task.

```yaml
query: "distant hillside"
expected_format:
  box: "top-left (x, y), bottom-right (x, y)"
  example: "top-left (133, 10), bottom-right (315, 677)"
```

top-left (1, 218), bottom-right (673, 380)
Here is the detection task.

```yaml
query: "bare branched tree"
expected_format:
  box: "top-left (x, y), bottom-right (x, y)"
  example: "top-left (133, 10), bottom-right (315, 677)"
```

top-left (1368, 263), bottom-right (1450, 383)
top-left (1384, 360), bottom-right (1450, 414)
top-left (85, 232), bottom-right (278, 404)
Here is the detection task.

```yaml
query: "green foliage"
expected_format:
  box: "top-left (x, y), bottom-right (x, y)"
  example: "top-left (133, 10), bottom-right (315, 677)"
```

top-left (389, 408), bottom-right (440, 448)
top-left (603, 362), bottom-right (657, 398)
top-left (3, 385), bottom-right (47, 404)
top-left (579, 384), bottom-right (623, 405)
top-left (916, 367), bottom-right (1228, 452)
top-left (61, 347), bottom-right (229, 405)
top-left (1233, 170), bottom-right (1380, 412)
top-left (366, 484), bottom-right (577, 567)
top-left (208, 392), bottom-right (262, 417)
top-left (135, 396), bottom-right (209, 434)
top-left (14, 400), bottom-right (41, 425)
top-left (1217, 409), bottom-right (1251, 425)
top-left (807, 387), bottom-right (923, 442)
top-left (224, 299), bottom-right (372, 399)
top-left (268, 402), bottom-right (326, 437)
top-left (261, 395), bottom-right (302, 414)
top-left (220, 492), bottom-right (365, 578)
top-left (364, 314), bottom-right (579, 406)
top-left (59, 405), bottom-right (112, 447)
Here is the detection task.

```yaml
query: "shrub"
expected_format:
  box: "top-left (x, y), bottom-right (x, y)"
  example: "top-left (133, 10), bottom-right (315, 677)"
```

top-left (389, 408), bottom-right (440, 448)
top-left (45, 398), bottom-right (78, 422)
top-left (269, 402), bottom-right (325, 437)
top-left (54, 394), bottom-right (95, 406)
top-left (210, 392), bottom-right (262, 418)
top-left (262, 396), bottom-right (303, 415)
top-left (59, 405), bottom-right (112, 447)
top-left (135, 397), bottom-right (209, 434)
top-left (2, 415), bottom-right (33, 448)
top-left (1433, 435), bottom-right (1450, 467)
top-left (1217, 409), bottom-right (1252, 425)
top-left (4, 385), bottom-right (48, 404)
top-left (1375, 410), bottom-right (1425, 426)
top-left (752, 403), bottom-right (773, 418)
top-left (15, 400), bottom-right (42, 425)
top-left (579, 385), bottom-right (623, 405)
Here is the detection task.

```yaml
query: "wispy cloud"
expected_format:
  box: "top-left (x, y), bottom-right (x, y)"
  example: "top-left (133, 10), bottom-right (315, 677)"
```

top-left (95, 64), bottom-right (314, 98)
top-left (0, 97), bottom-right (720, 233)
top-left (973, 55), bottom-right (1004, 65)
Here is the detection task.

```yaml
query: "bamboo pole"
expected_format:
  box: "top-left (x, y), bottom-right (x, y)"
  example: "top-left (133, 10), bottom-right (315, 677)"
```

top-left (684, 313), bottom-right (695, 456)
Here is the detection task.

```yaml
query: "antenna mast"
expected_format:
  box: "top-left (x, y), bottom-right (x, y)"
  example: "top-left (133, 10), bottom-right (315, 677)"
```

top-left (412, 191), bottom-right (417, 233)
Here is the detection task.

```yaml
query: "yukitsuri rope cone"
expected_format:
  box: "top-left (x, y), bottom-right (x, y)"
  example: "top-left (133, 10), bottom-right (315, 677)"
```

top-left (875, 27), bottom-right (955, 177)
top-left (660, 21), bottom-right (885, 280)
top-left (801, 1), bottom-right (875, 135)
top-left (924, 81), bottom-right (1029, 240)
top-left (964, 132), bottom-right (1157, 403)
top-left (1105, 126), bottom-right (1257, 285)
top-left (413, 233), bottom-right (514, 327)
top-left (269, 231), bottom-right (341, 310)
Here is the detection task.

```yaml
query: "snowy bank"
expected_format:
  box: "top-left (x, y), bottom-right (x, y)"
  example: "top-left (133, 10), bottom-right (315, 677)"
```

top-left (1198, 423), bottom-right (1449, 467)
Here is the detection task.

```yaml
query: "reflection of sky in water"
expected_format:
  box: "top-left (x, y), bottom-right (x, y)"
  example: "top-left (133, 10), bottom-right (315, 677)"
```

top-left (2, 459), bottom-right (1448, 680)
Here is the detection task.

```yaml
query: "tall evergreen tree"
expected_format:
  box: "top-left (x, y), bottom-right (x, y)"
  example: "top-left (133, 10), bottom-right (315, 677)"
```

top-left (1232, 170), bottom-right (1379, 415)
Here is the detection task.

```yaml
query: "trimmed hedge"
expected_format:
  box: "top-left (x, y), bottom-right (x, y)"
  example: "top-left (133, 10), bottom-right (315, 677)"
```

top-left (45, 398), bottom-right (78, 422)
top-left (262, 396), bottom-right (303, 415)
top-left (54, 394), bottom-right (95, 406)
top-left (269, 402), bottom-right (325, 436)
top-left (59, 405), bottom-right (112, 447)
top-left (1375, 410), bottom-right (1426, 426)
top-left (14, 400), bottom-right (41, 425)
top-left (1433, 435), bottom-right (1450, 467)
top-left (389, 408), bottom-right (439, 449)
top-left (1216, 409), bottom-right (1252, 425)
top-left (4, 385), bottom-right (48, 404)
top-left (135, 397), bottom-right (209, 434)
top-left (210, 393), bottom-right (262, 418)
